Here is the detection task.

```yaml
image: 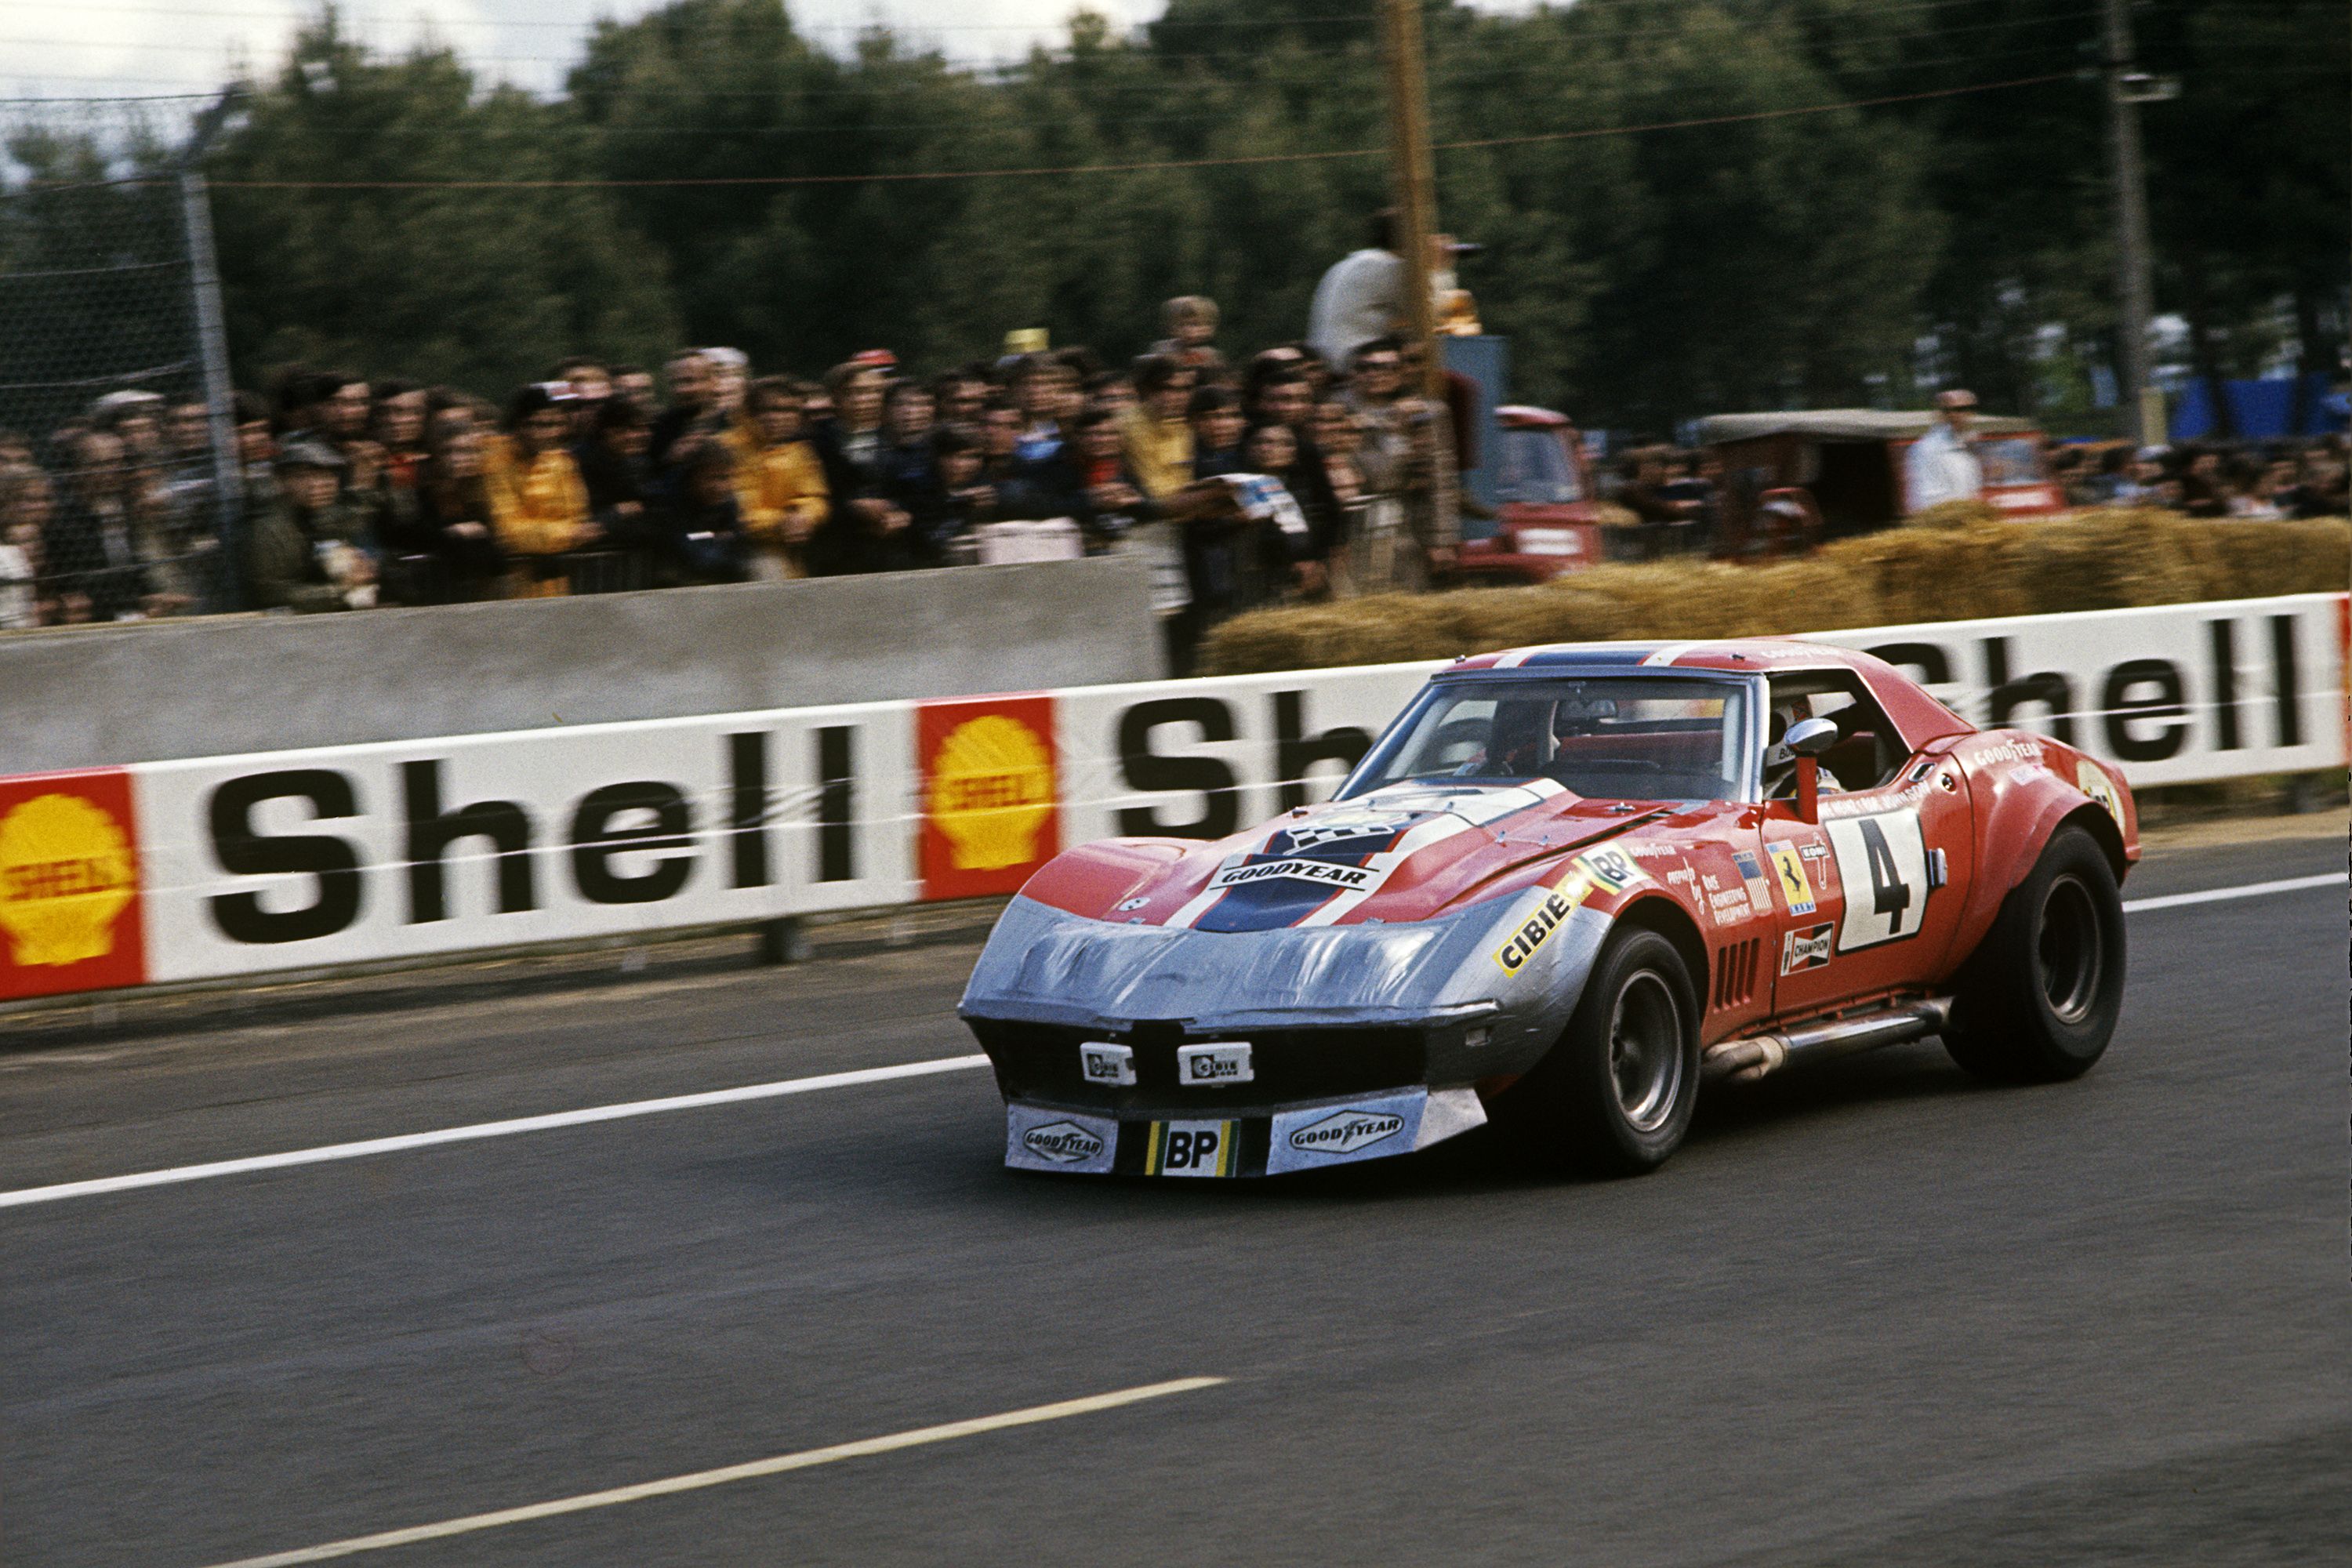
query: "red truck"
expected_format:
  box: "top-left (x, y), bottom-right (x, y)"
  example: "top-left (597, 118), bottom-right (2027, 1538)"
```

top-left (1451, 405), bottom-right (1612, 584)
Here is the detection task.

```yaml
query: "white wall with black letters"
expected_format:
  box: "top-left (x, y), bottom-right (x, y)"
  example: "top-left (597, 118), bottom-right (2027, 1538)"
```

top-left (113, 593), bottom-right (2343, 988)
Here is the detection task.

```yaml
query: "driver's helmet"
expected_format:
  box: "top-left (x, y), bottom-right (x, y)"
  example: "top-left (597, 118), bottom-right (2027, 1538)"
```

top-left (1489, 701), bottom-right (1552, 775)
top-left (1762, 703), bottom-right (1802, 773)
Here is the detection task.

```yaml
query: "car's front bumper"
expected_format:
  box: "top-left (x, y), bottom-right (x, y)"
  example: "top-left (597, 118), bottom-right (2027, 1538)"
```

top-left (1004, 1087), bottom-right (1490, 1178)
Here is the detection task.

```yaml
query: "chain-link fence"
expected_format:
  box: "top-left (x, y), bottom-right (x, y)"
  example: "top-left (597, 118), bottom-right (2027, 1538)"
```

top-left (0, 100), bottom-right (241, 629)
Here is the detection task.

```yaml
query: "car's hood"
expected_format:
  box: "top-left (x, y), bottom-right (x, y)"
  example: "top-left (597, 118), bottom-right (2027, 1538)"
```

top-left (1021, 778), bottom-right (1681, 933)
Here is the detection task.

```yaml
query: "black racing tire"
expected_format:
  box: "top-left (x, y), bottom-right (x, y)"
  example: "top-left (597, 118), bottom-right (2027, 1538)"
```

top-left (1944, 824), bottom-right (2126, 1083)
top-left (1499, 927), bottom-right (1700, 1177)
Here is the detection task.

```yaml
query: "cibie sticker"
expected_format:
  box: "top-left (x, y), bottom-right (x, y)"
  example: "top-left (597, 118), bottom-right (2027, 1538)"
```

top-left (1145, 1120), bottom-right (1238, 1178)
top-left (1780, 921), bottom-right (1835, 975)
top-left (1005, 1104), bottom-right (1117, 1174)
top-left (1766, 843), bottom-right (1818, 916)
top-left (2076, 760), bottom-right (2124, 829)
top-left (1208, 856), bottom-right (1385, 894)
top-left (1492, 885), bottom-right (1581, 975)
top-left (1267, 1089), bottom-right (1429, 1174)
top-left (1572, 845), bottom-right (1642, 895)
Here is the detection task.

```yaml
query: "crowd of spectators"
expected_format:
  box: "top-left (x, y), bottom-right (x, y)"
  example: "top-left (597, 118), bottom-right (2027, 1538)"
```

top-left (2, 294), bottom-right (2344, 667)
top-left (0, 294), bottom-right (1468, 672)
top-left (2046, 436), bottom-right (2350, 519)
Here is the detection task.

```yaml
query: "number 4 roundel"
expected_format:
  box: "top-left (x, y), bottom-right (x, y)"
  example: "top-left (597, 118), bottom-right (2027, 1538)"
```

top-left (1822, 809), bottom-right (1932, 949)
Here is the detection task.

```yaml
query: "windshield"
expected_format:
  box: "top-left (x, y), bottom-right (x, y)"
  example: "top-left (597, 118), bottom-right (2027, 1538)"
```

top-left (1495, 427), bottom-right (1583, 504)
top-left (1343, 677), bottom-right (1751, 802)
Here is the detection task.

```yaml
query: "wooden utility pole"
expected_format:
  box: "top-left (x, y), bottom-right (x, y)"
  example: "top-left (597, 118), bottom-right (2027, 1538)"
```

top-left (1381, 0), bottom-right (1443, 397)
top-left (2101, 0), bottom-right (2163, 445)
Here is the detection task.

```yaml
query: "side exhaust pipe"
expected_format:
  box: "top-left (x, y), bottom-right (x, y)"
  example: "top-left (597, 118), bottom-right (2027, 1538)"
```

top-left (1704, 997), bottom-right (1955, 1083)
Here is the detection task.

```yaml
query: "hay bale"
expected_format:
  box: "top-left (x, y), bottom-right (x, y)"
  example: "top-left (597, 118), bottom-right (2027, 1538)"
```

top-left (1193, 514), bottom-right (2352, 676)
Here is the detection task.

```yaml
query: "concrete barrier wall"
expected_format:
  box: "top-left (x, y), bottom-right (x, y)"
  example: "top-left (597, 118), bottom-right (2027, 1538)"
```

top-left (0, 556), bottom-right (1160, 774)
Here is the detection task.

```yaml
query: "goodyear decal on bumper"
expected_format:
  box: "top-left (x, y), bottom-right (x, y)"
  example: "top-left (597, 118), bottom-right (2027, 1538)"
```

top-left (1005, 1103), bottom-right (1117, 1174)
top-left (1267, 1090), bottom-right (1428, 1175)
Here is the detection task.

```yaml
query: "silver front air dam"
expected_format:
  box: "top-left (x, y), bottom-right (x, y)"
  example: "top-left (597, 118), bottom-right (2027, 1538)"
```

top-left (962, 892), bottom-right (1613, 1175)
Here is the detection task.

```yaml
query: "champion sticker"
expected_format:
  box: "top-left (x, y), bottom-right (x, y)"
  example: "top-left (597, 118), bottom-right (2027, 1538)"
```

top-left (1780, 921), bottom-right (1835, 974)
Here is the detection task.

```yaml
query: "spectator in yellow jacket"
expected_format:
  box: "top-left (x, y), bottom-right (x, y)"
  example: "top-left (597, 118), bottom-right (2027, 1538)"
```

top-left (1121, 354), bottom-right (1198, 502)
top-left (487, 383), bottom-right (596, 597)
top-left (738, 377), bottom-right (829, 579)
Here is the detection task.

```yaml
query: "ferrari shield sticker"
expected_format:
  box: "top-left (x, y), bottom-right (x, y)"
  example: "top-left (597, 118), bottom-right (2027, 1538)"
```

top-left (1823, 808), bottom-right (1933, 949)
top-left (1766, 843), bottom-right (1818, 915)
top-left (1268, 1090), bottom-right (1428, 1174)
top-left (1005, 1104), bottom-right (1117, 1174)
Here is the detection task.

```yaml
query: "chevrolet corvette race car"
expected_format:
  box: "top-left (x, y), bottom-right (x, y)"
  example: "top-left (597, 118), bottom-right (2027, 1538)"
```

top-left (961, 640), bottom-right (2136, 1179)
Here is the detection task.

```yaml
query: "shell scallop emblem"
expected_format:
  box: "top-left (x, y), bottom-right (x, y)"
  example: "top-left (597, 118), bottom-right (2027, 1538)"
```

top-left (0, 793), bottom-right (136, 967)
top-left (929, 714), bottom-right (1055, 870)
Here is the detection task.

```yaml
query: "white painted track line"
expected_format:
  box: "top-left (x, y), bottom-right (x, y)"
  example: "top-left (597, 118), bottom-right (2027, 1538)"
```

top-left (2, 872), bottom-right (2338, 1215)
top-left (0, 1054), bottom-right (990, 1211)
top-left (2122, 871), bottom-right (2343, 913)
top-left (197, 1376), bottom-right (1228, 1567)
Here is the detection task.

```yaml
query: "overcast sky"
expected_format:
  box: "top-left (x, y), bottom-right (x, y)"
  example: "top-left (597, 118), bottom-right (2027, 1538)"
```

top-left (4, 2), bottom-right (1539, 103)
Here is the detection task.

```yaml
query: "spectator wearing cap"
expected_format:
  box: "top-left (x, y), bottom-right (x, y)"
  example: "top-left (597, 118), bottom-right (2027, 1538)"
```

top-left (738, 377), bottom-right (829, 579)
top-left (248, 438), bottom-right (376, 612)
top-left (1904, 389), bottom-right (1983, 513)
top-left (487, 384), bottom-right (596, 597)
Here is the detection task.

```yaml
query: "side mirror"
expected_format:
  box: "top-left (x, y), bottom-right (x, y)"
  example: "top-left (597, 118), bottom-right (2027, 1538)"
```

top-left (1784, 716), bottom-right (1840, 757)
top-left (1784, 716), bottom-right (1838, 824)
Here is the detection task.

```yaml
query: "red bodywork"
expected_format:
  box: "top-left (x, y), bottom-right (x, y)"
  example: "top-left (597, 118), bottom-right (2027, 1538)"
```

top-left (1453, 406), bottom-right (1608, 584)
top-left (1019, 640), bottom-right (2138, 1052)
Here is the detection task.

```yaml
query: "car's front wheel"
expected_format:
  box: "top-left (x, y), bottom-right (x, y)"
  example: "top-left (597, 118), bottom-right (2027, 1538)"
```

top-left (1500, 927), bottom-right (1700, 1177)
top-left (1944, 823), bottom-right (2126, 1083)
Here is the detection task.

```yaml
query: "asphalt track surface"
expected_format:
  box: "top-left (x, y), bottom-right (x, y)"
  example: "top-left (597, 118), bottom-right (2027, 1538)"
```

top-left (3, 830), bottom-right (2345, 1567)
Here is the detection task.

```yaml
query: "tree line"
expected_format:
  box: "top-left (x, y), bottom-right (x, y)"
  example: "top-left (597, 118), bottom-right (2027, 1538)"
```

top-left (14, 0), bottom-right (2346, 435)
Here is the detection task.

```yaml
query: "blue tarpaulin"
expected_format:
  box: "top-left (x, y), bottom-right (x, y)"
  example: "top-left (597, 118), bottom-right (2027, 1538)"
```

top-left (2169, 373), bottom-right (2348, 441)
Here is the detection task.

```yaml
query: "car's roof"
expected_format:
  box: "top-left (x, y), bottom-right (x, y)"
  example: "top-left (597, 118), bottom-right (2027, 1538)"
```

top-left (1443, 639), bottom-right (1976, 750)
top-left (1450, 638), bottom-right (1876, 676)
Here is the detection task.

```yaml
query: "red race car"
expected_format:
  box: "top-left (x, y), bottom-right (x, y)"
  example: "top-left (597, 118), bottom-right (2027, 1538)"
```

top-left (962, 640), bottom-right (2136, 1179)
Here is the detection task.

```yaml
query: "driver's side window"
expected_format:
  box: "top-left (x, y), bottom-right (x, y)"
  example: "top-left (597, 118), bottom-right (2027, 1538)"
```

top-left (1765, 673), bottom-right (1905, 796)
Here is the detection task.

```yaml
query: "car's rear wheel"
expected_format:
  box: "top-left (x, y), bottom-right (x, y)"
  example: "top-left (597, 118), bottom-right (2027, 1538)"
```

top-left (1500, 927), bottom-right (1699, 1177)
top-left (1944, 824), bottom-right (2126, 1083)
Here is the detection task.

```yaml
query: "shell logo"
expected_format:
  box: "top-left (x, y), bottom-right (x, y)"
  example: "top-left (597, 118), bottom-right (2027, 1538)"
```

top-left (0, 790), bottom-right (136, 970)
top-left (931, 714), bottom-right (1054, 870)
top-left (916, 696), bottom-right (1061, 898)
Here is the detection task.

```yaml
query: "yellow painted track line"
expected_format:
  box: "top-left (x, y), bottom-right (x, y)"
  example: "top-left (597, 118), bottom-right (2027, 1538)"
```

top-left (200, 1376), bottom-right (1229, 1567)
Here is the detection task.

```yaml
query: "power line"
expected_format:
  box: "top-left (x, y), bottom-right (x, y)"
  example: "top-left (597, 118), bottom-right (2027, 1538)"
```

top-left (180, 71), bottom-right (2074, 189)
